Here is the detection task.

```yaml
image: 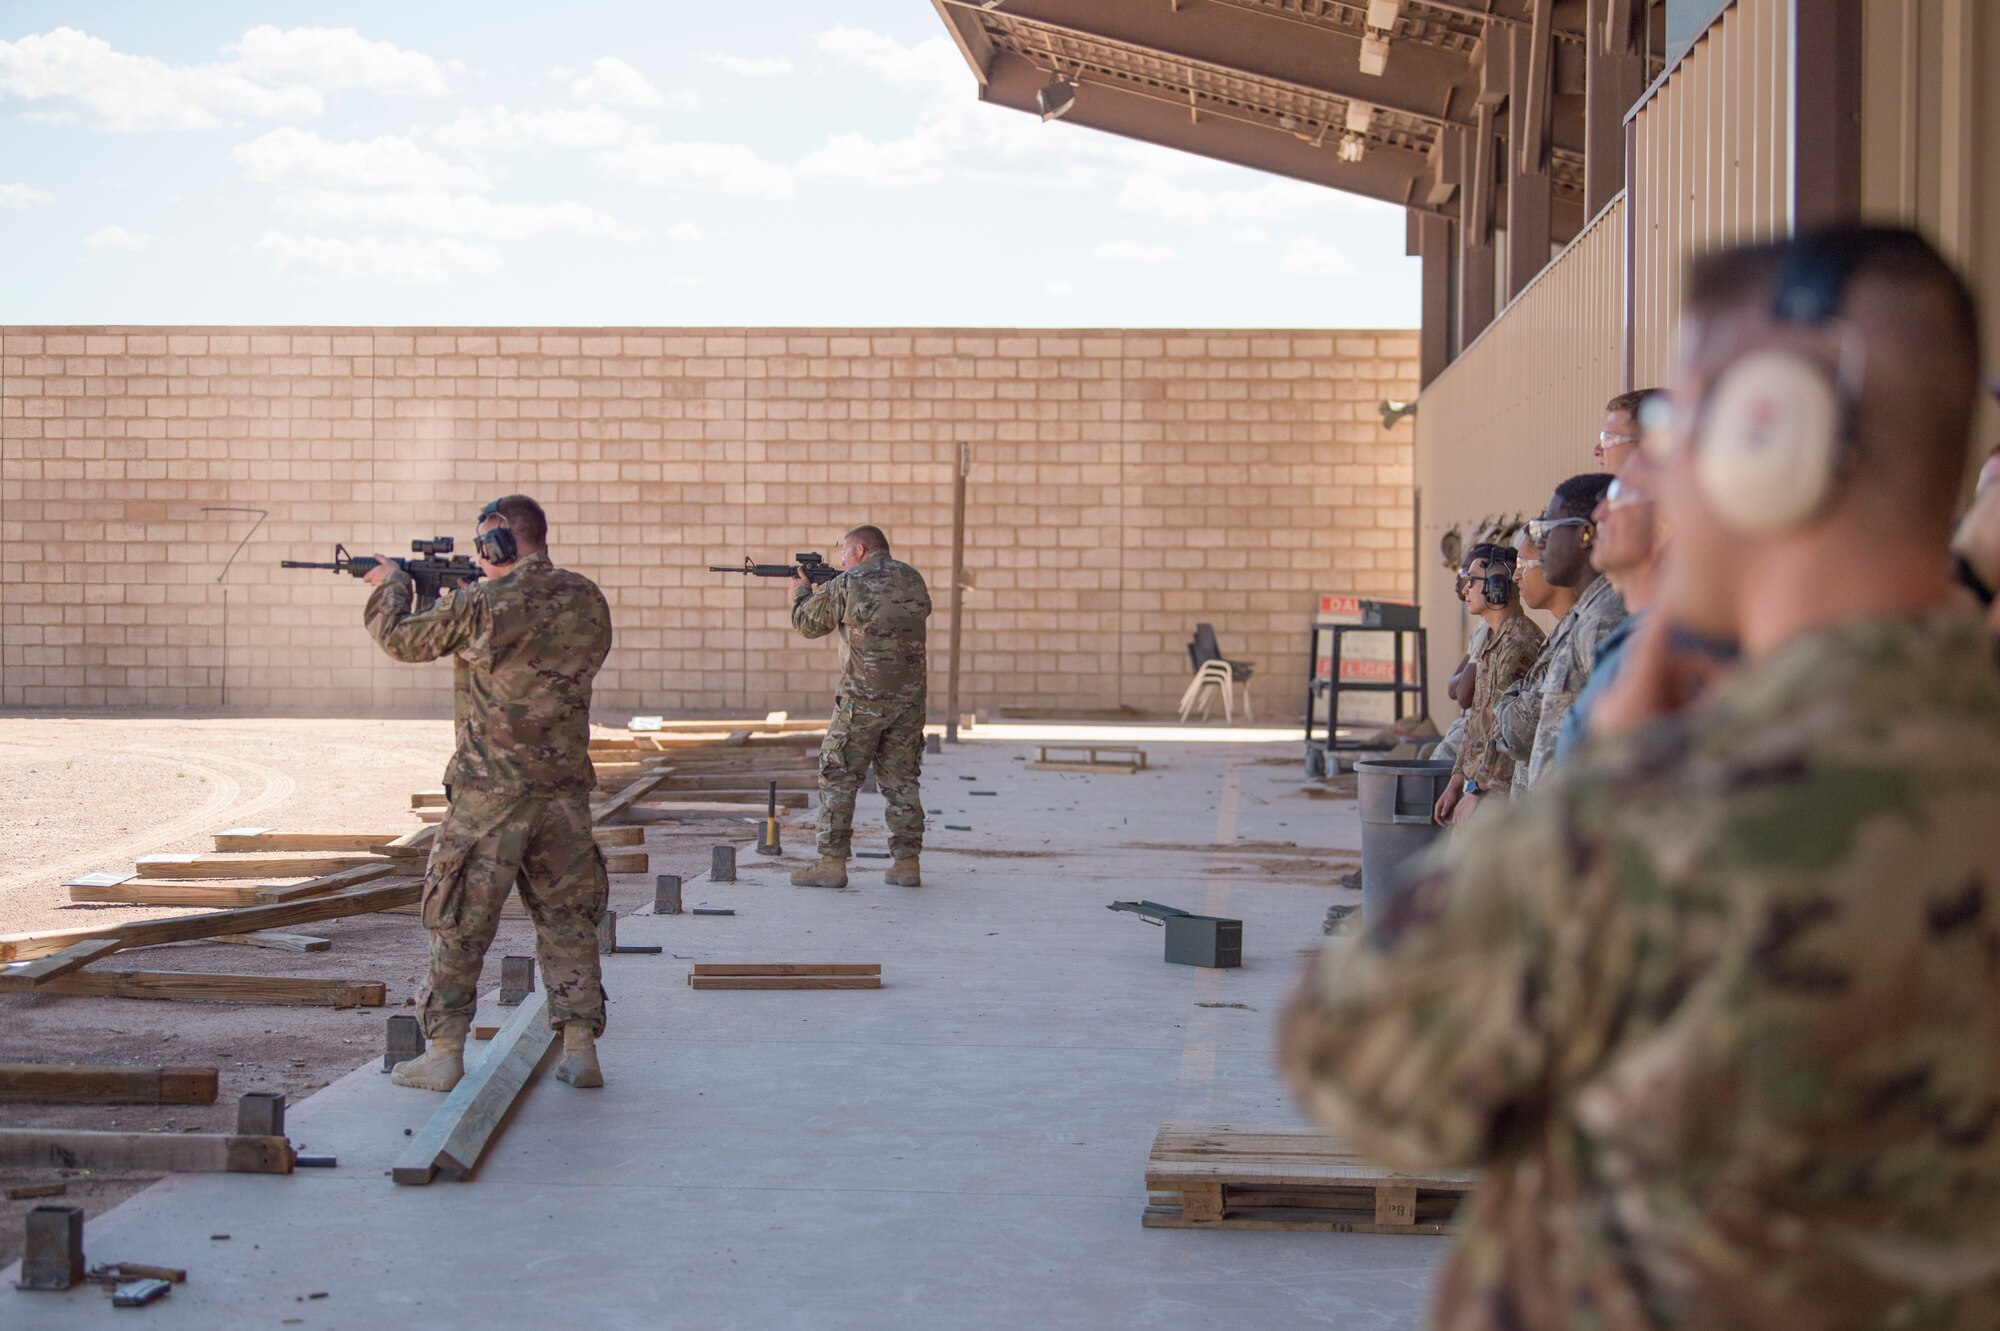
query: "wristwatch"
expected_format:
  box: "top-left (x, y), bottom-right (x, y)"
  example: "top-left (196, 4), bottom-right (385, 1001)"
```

top-left (1462, 779), bottom-right (1482, 797)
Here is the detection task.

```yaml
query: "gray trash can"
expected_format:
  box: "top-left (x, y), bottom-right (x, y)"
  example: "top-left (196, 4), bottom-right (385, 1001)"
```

top-left (1353, 758), bottom-right (1455, 922)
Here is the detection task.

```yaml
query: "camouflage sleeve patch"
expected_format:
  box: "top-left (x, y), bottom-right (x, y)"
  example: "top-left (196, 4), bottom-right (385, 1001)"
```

top-left (791, 579), bottom-right (842, 640)
top-left (367, 572), bottom-right (482, 664)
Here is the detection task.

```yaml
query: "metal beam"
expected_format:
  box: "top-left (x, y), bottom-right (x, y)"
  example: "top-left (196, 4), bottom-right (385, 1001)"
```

top-left (1788, 0), bottom-right (1862, 229)
top-left (943, 0), bottom-right (1479, 129)
top-left (1504, 10), bottom-right (1553, 297)
top-left (1460, 102), bottom-right (1498, 343)
top-left (978, 51), bottom-right (1445, 215)
top-left (931, 0), bottom-right (995, 87)
top-left (1583, 0), bottom-right (1645, 214)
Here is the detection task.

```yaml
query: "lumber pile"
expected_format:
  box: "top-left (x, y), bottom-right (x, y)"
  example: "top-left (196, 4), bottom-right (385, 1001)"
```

top-left (0, 1064), bottom-right (218, 1105)
top-left (1142, 1124), bottom-right (1475, 1234)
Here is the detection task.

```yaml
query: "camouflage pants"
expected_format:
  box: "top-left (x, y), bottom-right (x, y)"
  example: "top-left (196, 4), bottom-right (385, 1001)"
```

top-left (418, 787), bottom-right (609, 1042)
top-left (817, 695), bottom-right (926, 860)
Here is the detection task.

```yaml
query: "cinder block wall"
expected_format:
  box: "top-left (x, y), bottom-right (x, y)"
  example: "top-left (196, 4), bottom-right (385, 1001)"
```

top-left (0, 328), bottom-right (1417, 719)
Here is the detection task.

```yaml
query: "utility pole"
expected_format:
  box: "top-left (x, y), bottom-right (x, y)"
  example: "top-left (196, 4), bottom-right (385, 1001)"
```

top-left (945, 440), bottom-right (969, 743)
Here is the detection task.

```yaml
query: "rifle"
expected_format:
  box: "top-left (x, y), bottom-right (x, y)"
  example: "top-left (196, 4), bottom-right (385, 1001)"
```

top-left (281, 538), bottom-right (484, 609)
top-left (709, 552), bottom-right (840, 587)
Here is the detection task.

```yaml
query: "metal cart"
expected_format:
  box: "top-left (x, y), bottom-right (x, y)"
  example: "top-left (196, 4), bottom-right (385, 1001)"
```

top-left (1302, 604), bottom-right (1429, 778)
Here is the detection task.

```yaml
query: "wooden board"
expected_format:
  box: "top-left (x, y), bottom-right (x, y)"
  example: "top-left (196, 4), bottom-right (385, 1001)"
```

top-left (394, 991), bottom-right (555, 1185)
top-left (1024, 761), bottom-right (1144, 775)
top-left (657, 788), bottom-right (810, 808)
top-left (0, 1064), bottom-right (218, 1105)
top-left (634, 800), bottom-right (803, 816)
top-left (660, 773), bottom-right (817, 791)
top-left (0, 938), bottom-right (125, 985)
top-left (0, 878), bottom-right (422, 966)
top-left (691, 964), bottom-right (880, 976)
top-left (33, 970), bottom-right (386, 1008)
top-left (630, 716), bottom-right (824, 733)
top-left (215, 931), bottom-right (330, 953)
top-left (70, 881), bottom-right (273, 908)
top-left (0, 1129), bottom-right (292, 1174)
top-left (601, 851), bottom-right (649, 875)
top-left (213, 831), bottom-right (401, 853)
top-left (250, 862), bottom-right (399, 903)
top-left (688, 975), bottom-right (881, 990)
top-left (1142, 1123), bottom-right (1474, 1235)
top-left (135, 852), bottom-right (394, 880)
top-left (588, 769), bottom-right (673, 825)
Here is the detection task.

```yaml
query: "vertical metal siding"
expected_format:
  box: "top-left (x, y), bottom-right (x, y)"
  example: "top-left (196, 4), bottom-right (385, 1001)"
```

top-left (1412, 195), bottom-right (1626, 710)
top-left (1629, 0), bottom-right (1793, 382)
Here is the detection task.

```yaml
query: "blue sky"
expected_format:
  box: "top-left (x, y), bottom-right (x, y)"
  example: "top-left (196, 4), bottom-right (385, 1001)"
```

top-left (0, 2), bottom-right (1419, 328)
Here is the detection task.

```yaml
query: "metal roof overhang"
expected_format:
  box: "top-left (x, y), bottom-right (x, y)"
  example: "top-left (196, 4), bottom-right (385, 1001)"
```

top-left (934, 0), bottom-right (1587, 219)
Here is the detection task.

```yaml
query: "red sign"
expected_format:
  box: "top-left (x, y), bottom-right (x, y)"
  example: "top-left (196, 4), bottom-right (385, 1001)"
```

top-left (1316, 657), bottom-right (1418, 683)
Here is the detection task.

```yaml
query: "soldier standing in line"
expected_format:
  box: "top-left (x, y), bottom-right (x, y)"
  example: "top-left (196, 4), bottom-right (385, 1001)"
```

top-left (1282, 227), bottom-right (2000, 1329)
top-left (788, 525), bottom-right (932, 890)
top-left (361, 494), bottom-right (614, 1092)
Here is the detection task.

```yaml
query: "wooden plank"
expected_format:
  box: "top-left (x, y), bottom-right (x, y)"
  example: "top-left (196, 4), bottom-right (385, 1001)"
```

top-left (213, 831), bottom-right (400, 853)
top-left (601, 851), bottom-right (649, 875)
top-left (634, 800), bottom-right (802, 816)
top-left (0, 939), bottom-right (126, 987)
top-left (659, 773), bottom-right (817, 791)
top-left (688, 975), bottom-right (882, 990)
top-left (0, 1129), bottom-right (291, 1174)
top-left (588, 769), bottom-right (673, 825)
top-left (1024, 761), bottom-right (1142, 775)
top-left (630, 717), bottom-right (825, 733)
top-left (33, 971), bottom-right (386, 1008)
top-left (250, 862), bottom-right (398, 904)
top-left (657, 788), bottom-right (810, 807)
top-left (70, 882), bottom-right (271, 908)
top-left (411, 789), bottom-right (446, 809)
top-left (215, 931), bottom-right (330, 954)
top-left (0, 878), bottom-right (422, 964)
top-left (135, 852), bottom-right (392, 881)
top-left (0, 1064), bottom-right (218, 1105)
top-left (394, 991), bottom-right (555, 1185)
top-left (691, 963), bottom-right (880, 976)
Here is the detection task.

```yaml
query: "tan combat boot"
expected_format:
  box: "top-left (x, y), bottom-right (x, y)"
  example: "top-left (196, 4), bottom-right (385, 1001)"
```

top-left (553, 1022), bottom-right (603, 1089)
top-left (390, 1037), bottom-right (465, 1092)
top-left (789, 856), bottom-right (849, 889)
top-left (884, 856), bottom-right (921, 887)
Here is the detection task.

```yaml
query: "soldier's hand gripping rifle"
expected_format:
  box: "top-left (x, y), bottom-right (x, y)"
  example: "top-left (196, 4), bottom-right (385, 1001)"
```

top-left (709, 552), bottom-right (841, 587)
top-left (281, 537), bottom-right (484, 609)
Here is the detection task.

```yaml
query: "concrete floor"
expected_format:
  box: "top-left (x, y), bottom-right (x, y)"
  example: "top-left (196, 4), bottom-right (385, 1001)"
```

top-left (2, 731), bottom-right (1443, 1330)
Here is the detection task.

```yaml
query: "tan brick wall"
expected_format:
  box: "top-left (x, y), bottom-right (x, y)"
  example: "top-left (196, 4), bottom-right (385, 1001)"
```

top-left (0, 327), bottom-right (1417, 719)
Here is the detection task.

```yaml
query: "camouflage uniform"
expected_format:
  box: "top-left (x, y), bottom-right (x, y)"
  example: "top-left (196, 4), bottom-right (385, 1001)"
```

top-left (1286, 611), bottom-right (2000, 1331)
top-left (1450, 612), bottom-right (1546, 793)
top-left (792, 550), bottom-right (932, 859)
top-left (367, 552), bottom-right (613, 1041)
top-left (1433, 622), bottom-right (1494, 767)
top-left (1496, 573), bottom-right (1627, 791)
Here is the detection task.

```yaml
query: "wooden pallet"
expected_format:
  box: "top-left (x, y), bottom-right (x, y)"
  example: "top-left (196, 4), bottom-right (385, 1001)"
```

top-left (1026, 743), bottom-right (1149, 775)
top-left (1143, 1123), bottom-right (1474, 1235)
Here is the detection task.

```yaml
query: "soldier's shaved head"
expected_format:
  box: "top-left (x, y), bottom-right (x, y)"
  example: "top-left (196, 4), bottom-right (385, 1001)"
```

top-left (1681, 227), bottom-right (1982, 537)
top-left (845, 525), bottom-right (890, 556)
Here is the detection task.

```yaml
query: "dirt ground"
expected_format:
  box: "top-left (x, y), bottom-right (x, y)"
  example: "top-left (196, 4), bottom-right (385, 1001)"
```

top-left (0, 714), bottom-right (736, 1264)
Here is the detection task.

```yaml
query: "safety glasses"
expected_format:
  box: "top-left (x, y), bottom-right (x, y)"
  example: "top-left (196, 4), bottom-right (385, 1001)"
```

top-left (1603, 476), bottom-right (1652, 510)
top-left (1525, 517), bottom-right (1589, 546)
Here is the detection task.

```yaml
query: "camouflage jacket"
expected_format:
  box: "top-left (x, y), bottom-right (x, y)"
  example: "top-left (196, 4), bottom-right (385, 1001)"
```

top-left (1286, 609), bottom-right (2000, 1331)
top-left (1497, 574), bottom-right (1628, 792)
top-left (366, 553), bottom-right (612, 795)
top-left (791, 550), bottom-right (931, 706)
top-left (1452, 612), bottom-right (1546, 792)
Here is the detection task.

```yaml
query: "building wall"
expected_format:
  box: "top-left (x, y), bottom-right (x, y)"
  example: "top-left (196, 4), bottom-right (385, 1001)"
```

top-left (1413, 196), bottom-right (1627, 709)
top-left (0, 327), bottom-right (1417, 719)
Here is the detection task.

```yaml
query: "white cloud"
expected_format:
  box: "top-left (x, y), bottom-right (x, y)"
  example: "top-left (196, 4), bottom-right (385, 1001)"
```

top-left (254, 230), bottom-right (501, 284)
top-left (666, 222), bottom-right (704, 241)
top-left (570, 56), bottom-right (692, 110)
top-left (0, 25), bottom-right (449, 132)
top-left (0, 183), bottom-right (53, 208)
top-left (84, 224), bottom-right (147, 249)
top-left (1094, 239), bottom-right (1177, 264)
top-left (594, 140), bottom-right (795, 199)
top-left (1278, 235), bottom-right (1356, 278)
top-left (1044, 280), bottom-right (1074, 297)
top-left (0, 27), bottom-right (320, 130)
top-left (1230, 225), bottom-right (1271, 245)
top-left (434, 104), bottom-right (641, 152)
top-left (1117, 173), bottom-right (1335, 227)
top-left (274, 190), bottom-right (640, 242)
top-left (233, 128), bottom-right (486, 190)
top-left (798, 130), bottom-right (947, 187)
top-left (705, 54), bottom-right (792, 78)
top-left (818, 27), bottom-right (965, 97)
top-left (226, 26), bottom-right (448, 98)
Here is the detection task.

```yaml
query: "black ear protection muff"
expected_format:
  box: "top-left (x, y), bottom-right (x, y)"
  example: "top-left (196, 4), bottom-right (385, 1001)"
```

top-left (1481, 570), bottom-right (1514, 608)
top-left (475, 500), bottom-right (519, 565)
top-left (1682, 232), bottom-right (1865, 533)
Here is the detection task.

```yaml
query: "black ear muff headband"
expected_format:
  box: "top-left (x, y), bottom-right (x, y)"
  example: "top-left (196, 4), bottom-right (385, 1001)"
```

top-left (475, 499), bottom-right (519, 565)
